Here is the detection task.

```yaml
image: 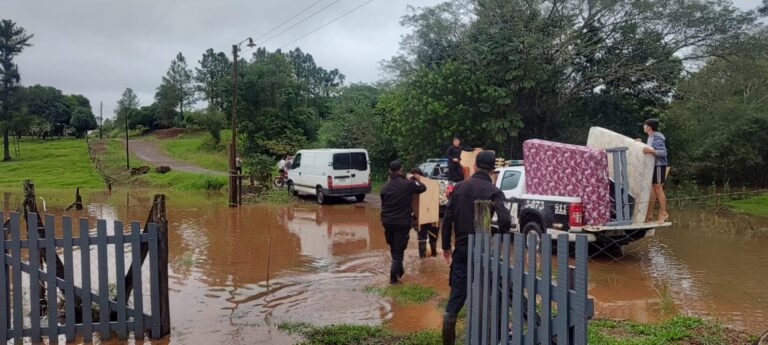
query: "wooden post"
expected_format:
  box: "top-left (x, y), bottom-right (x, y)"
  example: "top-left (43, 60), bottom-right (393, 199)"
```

top-left (22, 181), bottom-right (82, 320)
top-left (474, 200), bottom-right (493, 234)
top-left (155, 194), bottom-right (171, 336)
top-left (65, 187), bottom-right (84, 211)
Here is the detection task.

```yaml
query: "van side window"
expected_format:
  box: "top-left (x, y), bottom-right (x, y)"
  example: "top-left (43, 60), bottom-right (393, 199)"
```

top-left (292, 154), bottom-right (301, 169)
top-left (350, 153), bottom-right (367, 171)
top-left (500, 170), bottom-right (521, 191)
top-left (332, 152), bottom-right (368, 171)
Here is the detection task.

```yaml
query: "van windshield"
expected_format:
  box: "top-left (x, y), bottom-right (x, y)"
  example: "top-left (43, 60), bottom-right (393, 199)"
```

top-left (332, 152), bottom-right (367, 171)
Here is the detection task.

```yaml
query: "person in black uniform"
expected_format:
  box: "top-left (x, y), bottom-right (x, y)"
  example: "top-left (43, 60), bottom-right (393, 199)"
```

top-left (380, 160), bottom-right (427, 284)
top-left (409, 168), bottom-right (439, 258)
top-left (445, 137), bottom-right (474, 182)
top-left (440, 151), bottom-right (511, 345)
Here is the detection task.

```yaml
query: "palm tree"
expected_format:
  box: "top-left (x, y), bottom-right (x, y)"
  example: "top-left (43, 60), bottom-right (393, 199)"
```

top-left (0, 19), bottom-right (34, 161)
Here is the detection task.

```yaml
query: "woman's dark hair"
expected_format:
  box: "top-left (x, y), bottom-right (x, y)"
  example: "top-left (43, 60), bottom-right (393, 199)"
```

top-left (644, 118), bottom-right (660, 131)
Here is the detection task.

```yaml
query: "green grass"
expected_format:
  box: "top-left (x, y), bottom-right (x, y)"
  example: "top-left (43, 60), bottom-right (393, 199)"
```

top-left (364, 284), bottom-right (437, 304)
top-left (278, 322), bottom-right (441, 345)
top-left (588, 316), bottom-right (755, 345)
top-left (153, 130), bottom-right (229, 172)
top-left (0, 138), bottom-right (104, 189)
top-left (727, 193), bottom-right (768, 217)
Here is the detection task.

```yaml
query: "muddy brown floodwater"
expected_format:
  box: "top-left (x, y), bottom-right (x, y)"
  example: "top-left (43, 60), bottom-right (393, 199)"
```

top-left (2, 189), bottom-right (768, 344)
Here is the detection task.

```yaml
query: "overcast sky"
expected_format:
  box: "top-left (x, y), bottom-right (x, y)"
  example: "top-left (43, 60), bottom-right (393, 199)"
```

top-left (4, 0), bottom-right (763, 119)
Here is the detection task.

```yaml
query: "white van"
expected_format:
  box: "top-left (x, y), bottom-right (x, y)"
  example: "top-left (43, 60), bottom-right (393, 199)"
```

top-left (286, 149), bottom-right (371, 204)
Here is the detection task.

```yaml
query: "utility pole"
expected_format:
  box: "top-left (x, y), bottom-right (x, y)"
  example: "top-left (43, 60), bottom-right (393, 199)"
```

top-left (228, 44), bottom-right (239, 207)
top-left (125, 109), bottom-right (130, 170)
top-left (99, 101), bottom-right (103, 140)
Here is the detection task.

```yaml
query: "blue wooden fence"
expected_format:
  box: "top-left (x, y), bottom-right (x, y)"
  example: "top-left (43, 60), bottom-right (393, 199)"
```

top-left (465, 233), bottom-right (593, 345)
top-left (1, 211), bottom-right (167, 343)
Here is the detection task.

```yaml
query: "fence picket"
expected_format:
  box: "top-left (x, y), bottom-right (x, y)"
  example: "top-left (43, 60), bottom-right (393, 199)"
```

top-left (63, 216), bottom-right (76, 341)
top-left (525, 234), bottom-right (537, 345)
top-left (465, 235), bottom-right (474, 345)
top-left (149, 223), bottom-right (162, 338)
top-left (80, 218), bottom-right (93, 342)
top-left (511, 233), bottom-right (524, 345)
top-left (539, 234), bottom-right (553, 342)
top-left (11, 213), bottom-right (23, 342)
top-left (28, 213), bottom-right (42, 342)
top-left (500, 234), bottom-right (511, 345)
top-left (574, 235), bottom-right (589, 344)
top-left (469, 233), bottom-right (482, 345)
top-left (131, 221), bottom-right (145, 339)
top-left (115, 221), bottom-right (128, 339)
top-left (97, 219), bottom-right (110, 339)
top-left (0, 211), bottom-right (7, 344)
top-left (555, 234), bottom-right (570, 343)
top-left (481, 234), bottom-right (491, 345)
top-left (490, 235), bottom-right (500, 345)
top-left (45, 214), bottom-right (58, 342)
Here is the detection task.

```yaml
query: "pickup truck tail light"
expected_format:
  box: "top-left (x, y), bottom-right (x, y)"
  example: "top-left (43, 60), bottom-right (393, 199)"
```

top-left (569, 202), bottom-right (584, 227)
top-left (445, 184), bottom-right (455, 199)
top-left (327, 176), bottom-right (333, 189)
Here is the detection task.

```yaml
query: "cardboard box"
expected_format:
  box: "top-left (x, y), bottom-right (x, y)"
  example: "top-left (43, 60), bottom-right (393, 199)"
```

top-left (413, 177), bottom-right (440, 226)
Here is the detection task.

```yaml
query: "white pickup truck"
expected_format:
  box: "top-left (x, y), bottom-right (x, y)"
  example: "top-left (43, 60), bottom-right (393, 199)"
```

top-left (440, 164), bottom-right (671, 255)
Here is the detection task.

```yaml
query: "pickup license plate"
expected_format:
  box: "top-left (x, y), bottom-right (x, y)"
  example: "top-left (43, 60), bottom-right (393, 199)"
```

top-left (605, 230), bottom-right (626, 237)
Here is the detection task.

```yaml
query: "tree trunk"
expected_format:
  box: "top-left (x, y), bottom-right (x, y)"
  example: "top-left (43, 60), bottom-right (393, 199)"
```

top-left (2, 130), bottom-right (11, 161)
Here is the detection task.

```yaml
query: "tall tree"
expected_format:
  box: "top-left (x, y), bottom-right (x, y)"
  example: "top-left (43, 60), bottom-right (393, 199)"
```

top-left (115, 88), bottom-right (139, 128)
top-left (194, 48), bottom-right (230, 112)
top-left (157, 52), bottom-right (195, 126)
top-left (25, 85), bottom-right (70, 136)
top-left (0, 19), bottom-right (33, 161)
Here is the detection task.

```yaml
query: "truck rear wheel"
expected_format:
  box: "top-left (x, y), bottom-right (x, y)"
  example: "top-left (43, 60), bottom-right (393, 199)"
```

top-left (522, 220), bottom-right (543, 236)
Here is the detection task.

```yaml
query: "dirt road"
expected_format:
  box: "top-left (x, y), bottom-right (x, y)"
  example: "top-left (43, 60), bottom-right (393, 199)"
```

top-left (126, 139), bottom-right (225, 175)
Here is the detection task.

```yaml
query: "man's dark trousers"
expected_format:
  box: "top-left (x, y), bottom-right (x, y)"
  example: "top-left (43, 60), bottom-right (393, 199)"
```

top-left (384, 223), bottom-right (410, 283)
top-left (445, 244), bottom-right (469, 313)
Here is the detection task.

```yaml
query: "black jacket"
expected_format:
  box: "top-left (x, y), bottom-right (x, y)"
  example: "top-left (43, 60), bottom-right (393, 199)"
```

top-left (380, 174), bottom-right (427, 226)
top-left (442, 172), bottom-right (511, 250)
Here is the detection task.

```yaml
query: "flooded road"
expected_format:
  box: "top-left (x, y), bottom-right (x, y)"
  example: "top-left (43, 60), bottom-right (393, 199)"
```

top-left (2, 189), bottom-right (767, 343)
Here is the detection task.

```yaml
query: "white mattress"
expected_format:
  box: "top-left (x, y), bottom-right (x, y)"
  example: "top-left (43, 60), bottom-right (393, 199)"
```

top-left (586, 127), bottom-right (655, 223)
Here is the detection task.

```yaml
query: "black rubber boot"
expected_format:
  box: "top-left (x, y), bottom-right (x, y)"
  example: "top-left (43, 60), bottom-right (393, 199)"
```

top-left (442, 313), bottom-right (458, 345)
top-left (397, 260), bottom-right (405, 279)
top-left (429, 238), bottom-right (438, 257)
top-left (390, 261), bottom-right (400, 284)
top-left (418, 241), bottom-right (427, 258)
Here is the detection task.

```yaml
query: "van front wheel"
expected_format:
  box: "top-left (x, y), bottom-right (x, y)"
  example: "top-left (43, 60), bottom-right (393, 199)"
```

top-left (316, 187), bottom-right (328, 204)
top-left (355, 194), bottom-right (366, 202)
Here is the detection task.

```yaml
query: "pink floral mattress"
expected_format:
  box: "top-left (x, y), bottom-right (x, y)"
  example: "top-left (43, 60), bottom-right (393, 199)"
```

top-left (523, 139), bottom-right (610, 225)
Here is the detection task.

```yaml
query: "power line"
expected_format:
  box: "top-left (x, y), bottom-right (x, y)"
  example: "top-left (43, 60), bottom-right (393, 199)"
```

top-left (251, 0), bottom-right (324, 43)
top-left (279, 0), bottom-right (377, 49)
top-left (257, 0), bottom-right (345, 46)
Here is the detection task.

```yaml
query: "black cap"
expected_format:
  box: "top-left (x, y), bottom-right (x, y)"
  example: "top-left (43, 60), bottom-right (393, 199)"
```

top-left (389, 160), bottom-right (402, 172)
top-left (476, 151), bottom-right (496, 170)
